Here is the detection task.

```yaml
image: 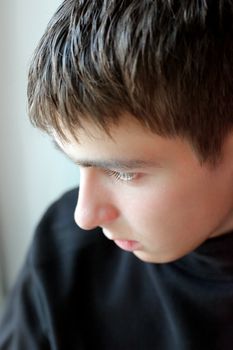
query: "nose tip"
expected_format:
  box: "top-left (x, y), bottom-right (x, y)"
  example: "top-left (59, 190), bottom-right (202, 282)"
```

top-left (74, 201), bottom-right (119, 230)
top-left (74, 205), bottom-right (92, 230)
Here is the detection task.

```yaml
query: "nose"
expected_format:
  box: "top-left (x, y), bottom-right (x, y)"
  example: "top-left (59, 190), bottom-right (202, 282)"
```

top-left (74, 168), bottom-right (119, 230)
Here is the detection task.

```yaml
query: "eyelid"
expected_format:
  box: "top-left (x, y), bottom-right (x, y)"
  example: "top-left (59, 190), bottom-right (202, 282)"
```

top-left (103, 169), bottom-right (139, 183)
top-left (78, 163), bottom-right (142, 183)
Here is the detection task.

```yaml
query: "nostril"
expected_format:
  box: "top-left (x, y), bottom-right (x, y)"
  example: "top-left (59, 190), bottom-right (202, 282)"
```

top-left (98, 207), bottom-right (119, 223)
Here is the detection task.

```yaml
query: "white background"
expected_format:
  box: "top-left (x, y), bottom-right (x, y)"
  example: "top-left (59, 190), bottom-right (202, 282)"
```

top-left (0, 0), bottom-right (79, 296)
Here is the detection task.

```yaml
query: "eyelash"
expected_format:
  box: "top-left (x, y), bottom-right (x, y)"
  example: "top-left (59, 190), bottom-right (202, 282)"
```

top-left (104, 170), bottom-right (137, 182)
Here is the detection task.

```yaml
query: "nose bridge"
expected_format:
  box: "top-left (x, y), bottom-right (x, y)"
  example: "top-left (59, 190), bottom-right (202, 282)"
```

top-left (76, 168), bottom-right (100, 223)
top-left (75, 168), bottom-right (118, 229)
top-left (78, 168), bottom-right (97, 207)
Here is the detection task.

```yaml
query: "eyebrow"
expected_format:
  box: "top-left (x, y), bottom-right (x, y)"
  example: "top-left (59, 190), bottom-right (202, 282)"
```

top-left (74, 159), bottom-right (156, 170)
top-left (53, 140), bottom-right (158, 170)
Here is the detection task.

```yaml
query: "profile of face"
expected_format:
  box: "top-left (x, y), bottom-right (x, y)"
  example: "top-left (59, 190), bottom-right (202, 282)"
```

top-left (54, 116), bottom-right (233, 263)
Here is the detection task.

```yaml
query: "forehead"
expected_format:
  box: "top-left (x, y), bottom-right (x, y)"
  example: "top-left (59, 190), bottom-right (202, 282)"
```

top-left (53, 116), bottom-right (200, 169)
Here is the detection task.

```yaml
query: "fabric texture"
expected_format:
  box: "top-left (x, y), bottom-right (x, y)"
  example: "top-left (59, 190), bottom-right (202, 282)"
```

top-left (0, 188), bottom-right (233, 349)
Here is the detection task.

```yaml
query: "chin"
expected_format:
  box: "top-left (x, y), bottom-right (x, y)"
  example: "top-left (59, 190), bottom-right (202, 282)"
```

top-left (133, 250), bottom-right (182, 264)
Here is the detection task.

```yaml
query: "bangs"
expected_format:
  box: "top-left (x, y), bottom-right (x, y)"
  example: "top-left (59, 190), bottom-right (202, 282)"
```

top-left (27, 0), bottom-right (185, 141)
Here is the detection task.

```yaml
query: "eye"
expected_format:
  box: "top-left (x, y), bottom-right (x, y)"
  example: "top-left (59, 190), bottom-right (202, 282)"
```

top-left (104, 170), bottom-right (137, 182)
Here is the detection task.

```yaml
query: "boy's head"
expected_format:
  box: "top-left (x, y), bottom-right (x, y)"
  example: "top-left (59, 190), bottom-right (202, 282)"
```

top-left (28, 1), bottom-right (233, 263)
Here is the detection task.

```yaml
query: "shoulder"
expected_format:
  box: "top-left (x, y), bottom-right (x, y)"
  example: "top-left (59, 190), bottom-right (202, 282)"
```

top-left (28, 188), bottom-right (106, 268)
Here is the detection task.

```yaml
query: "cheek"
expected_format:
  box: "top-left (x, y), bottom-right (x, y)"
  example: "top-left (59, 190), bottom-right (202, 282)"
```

top-left (120, 179), bottom-right (209, 237)
top-left (122, 177), bottom-right (229, 241)
top-left (121, 185), bottom-right (183, 230)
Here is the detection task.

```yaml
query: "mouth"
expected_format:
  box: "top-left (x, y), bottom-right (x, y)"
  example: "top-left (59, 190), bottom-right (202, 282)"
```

top-left (114, 239), bottom-right (141, 252)
top-left (102, 229), bottom-right (141, 252)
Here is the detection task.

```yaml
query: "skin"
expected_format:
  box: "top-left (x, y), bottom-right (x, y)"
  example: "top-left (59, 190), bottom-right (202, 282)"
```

top-left (54, 117), bottom-right (233, 263)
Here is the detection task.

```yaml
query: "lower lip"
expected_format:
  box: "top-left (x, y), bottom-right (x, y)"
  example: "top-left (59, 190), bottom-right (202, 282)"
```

top-left (114, 239), bottom-right (141, 252)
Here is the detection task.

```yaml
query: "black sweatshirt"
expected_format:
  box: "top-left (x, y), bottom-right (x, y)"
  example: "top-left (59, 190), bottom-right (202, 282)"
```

top-left (0, 188), bottom-right (233, 349)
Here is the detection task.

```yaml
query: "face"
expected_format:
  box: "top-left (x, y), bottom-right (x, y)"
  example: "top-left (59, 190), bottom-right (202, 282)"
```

top-left (54, 117), bottom-right (233, 263)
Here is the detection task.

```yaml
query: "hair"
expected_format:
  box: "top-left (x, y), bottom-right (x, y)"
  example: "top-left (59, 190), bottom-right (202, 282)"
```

top-left (28, 0), bottom-right (233, 164)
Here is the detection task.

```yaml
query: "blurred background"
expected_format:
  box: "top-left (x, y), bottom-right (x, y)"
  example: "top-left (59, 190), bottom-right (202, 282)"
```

top-left (0, 0), bottom-right (78, 312)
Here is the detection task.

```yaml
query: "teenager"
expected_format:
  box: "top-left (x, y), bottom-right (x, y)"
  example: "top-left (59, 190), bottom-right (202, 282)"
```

top-left (1, 1), bottom-right (233, 348)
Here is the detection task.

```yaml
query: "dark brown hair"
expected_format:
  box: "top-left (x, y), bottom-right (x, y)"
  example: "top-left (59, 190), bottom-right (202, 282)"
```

top-left (28, 0), bottom-right (233, 164)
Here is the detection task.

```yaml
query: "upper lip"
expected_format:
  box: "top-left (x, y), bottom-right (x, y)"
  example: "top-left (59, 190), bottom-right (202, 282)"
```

top-left (102, 228), bottom-right (138, 243)
top-left (102, 228), bottom-right (127, 241)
